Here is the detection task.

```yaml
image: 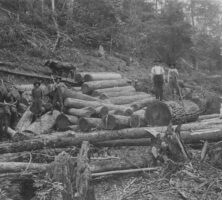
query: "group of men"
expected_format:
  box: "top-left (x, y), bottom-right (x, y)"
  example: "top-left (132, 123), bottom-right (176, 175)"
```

top-left (30, 76), bottom-right (66, 120)
top-left (151, 60), bottom-right (182, 101)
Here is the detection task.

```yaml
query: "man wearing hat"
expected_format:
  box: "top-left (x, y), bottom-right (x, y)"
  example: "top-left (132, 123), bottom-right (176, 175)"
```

top-left (51, 76), bottom-right (67, 114)
top-left (151, 60), bottom-right (165, 101)
top-left (30, 81), bottom-right (43, 120)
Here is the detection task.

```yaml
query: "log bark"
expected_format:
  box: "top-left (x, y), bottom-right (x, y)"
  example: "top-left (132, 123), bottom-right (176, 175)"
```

top-left (64, 98), bottom-right (133, 116)
top-left (76, 141), bottom-right (91, 200)
top-left (16, 107), bottom-right (33, 133)
top-left (62, 88), bottom-right (98, 101)
top-left (66, 107), bottom-right (96, 118)
top-left (24, 110), bottom-right (60, 135)
top-left (130, 109), bottom-right (147, 128)
top-left (84, 72), bottom-right (122, 82)
top-left (92, 86), bottom-right (136, 97)
top-left (82, 79), bottom-right (130, 94)
top-left (55, 114), bottom-right (78, 131)
top-left (102, 114), bottom-right (131, 130)
top-left (100, 91), bottom-right (145, 100)
top-left (145, 100), bottom-right (201, 126)
top-left (79, 118), bottom-right (104, 132)
top-left (109, 94), bottom-right (153, 105)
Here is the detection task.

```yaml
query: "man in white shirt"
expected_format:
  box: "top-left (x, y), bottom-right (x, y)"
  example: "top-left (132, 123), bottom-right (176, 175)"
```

top-left (151, 60), bottom-right (165, 101)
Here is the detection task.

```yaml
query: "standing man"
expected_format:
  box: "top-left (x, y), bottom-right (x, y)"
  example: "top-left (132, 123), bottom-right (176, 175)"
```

top-left (151, 60), bottom-right (165, 101)
top-left (168, 63), bottom-right (182, 100)
top-left (30, 81), bottom-right (43, 120)
top-left (51, 77), bottom-right (67, 114)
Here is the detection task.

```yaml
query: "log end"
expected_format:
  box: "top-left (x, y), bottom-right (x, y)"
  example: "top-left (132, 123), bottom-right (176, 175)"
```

top-left (102, 115), bottom-right (116, 130)
top-left (98, 106), bottom-right (109, 117)
top-left (81, 84), bottom-right (90, 94)
top-left (55, 114), bottom-right (71, 131)
top-left (145, 100), bottom-right (172, 126)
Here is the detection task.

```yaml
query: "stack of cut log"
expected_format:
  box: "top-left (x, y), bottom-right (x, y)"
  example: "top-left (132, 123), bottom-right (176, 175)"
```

top-left (59, 72), bottom-right (155, 132)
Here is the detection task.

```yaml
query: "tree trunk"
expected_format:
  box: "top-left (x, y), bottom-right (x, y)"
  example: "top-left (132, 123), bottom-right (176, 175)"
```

top-left (24, 110), bottom-right (60, 135)
top-left (84, 72), bottom-right (122, 82)
top-left (130, 109), bottom-right (147, 128)
top-left (92, 86), bottom-right (136, 97)
top-left (102, 114), bottom-right (131, 130)
top-left (100, 91), bottom-right (145, 100)
top-left (0, 147), bottom-right (78, 162)
top-left (66, 107), bottom-right (96, 118)
top-left (76, 141), bottom-right (91, 200)
top-left (62, 88), bottom-right (98, 101)
top-left (94, 138), bottom-right (151, 147)
top-left (82, 79), bottom-right (130, 94)
top-left (64, 98), bottom-right (133, 116)
top-left (16, 107), bottom-right (33, 133)
top-left (55, 114), bottom-right (78, 131)
top-left (145, 100), bottom-right (200, 126)
top-left (130, 98), bottom-right (155, 111)
top-left (79, 118), bottom-right (104, 132)
top-left (109, 94), bottom-right (153, 105)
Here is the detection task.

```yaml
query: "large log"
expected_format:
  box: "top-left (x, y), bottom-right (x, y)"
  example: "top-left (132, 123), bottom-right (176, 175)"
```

top-left (82, 79), bottom-right (130, 94)
top-left (67, 107), bottom-right (96, 118)
top-left (92, 86), bottom-right (136, 97)
top-left (100, 91), bottom-right (145, 100)
top-left (62, 88), bottom-right (98, 101)
top-left (94, 106), bottom-right (109, 117)
top-left (145, 100), bottom-right (201, 126)
top-left (0, 128), bottom-right (157, 153)
top-left (64, 98), bottom-right (133, 116)
top-left (130, 109), bottom-right (147, 128)
top-left (24, 110), bottom-right (60, 135)
top-left (84, 72), bottom-right (122, 82)
top-left (102, 114), bottom-right (131, 130)
top-left (75, 72), bottom-right (88, 83)
top-left (109, 94), bottom-right (153, 105)
top-left (16, 107), bottom-right (33, 133)
top-left (55, 114), bottom-right (78, 131)
top-left (79, 118), bottom-right (104, 132)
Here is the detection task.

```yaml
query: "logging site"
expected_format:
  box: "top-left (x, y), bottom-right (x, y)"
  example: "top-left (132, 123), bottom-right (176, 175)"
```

top-left (2, 0), bottom-right (222, 200)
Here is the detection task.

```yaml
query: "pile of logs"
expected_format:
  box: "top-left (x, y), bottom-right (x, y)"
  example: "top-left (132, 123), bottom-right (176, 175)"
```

top-left (13, 71), bottom-right (210, 135)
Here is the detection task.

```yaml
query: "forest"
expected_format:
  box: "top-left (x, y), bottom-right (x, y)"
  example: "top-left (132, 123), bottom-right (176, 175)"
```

top-left (0, 0), bottom-right (222, 70)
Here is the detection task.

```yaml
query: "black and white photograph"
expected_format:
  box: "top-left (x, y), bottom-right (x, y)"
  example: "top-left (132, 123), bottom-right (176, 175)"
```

top-left (0, 0), bottom-right (222, 199)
